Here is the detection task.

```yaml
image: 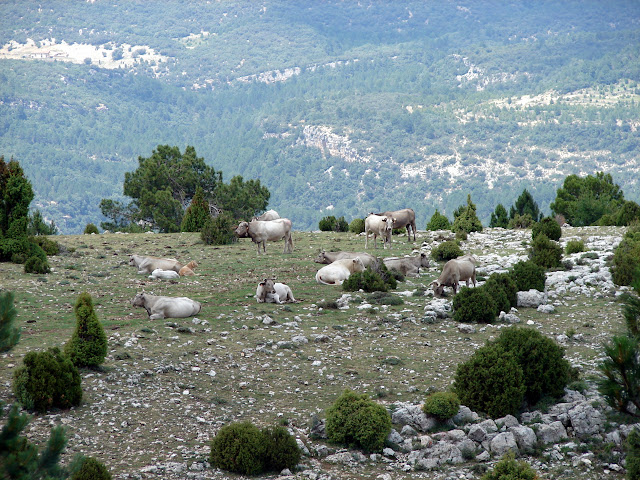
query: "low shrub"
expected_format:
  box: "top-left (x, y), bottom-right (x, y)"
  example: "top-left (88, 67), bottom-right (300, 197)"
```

top-left (626, 428), bottom-right (640, 480)
top-left (611, 234), bottom-right (640, 286)
top-left (262, 425), bottom-right (302, 472)
top-left (83, 223), bottom-right (99, 235)
top-left (426, 209), bottom-right (451, 231)
top-left (565, 240), bottom-right (586, 255)
top-left (349, 218), bottom-right (365, 234)
top-left (24, 255), bottom-right (50, 274)
top-left (201, 213), bottom-right (236, 246)
top-left (0, 291), bottom-right (20, 352)
top-left (64, 292), bottom-right (108, 368)
top-left (493, 327), bottom-right (571, 406)
top-left (532, 216), bottom-right (562, 242)
top-left (529, 234), bottom-right (563, 269)
top-left (484, 273), bottom-right (518, 312)
top-left (13, 347), bottom-right (82, 412)
top-left (510, 261), bottom-right (545, 292)
top-left (319, 215), bottom-right (348, 232)
top-left (343, 263), bottom-right (397, 293)
top-left (481, 451), bottom-right (538, 480)
top-left (453, 344), bottom-right (525, 418)
top-left (325, 390), bottom-right (391, 453)
top-left (32, 235), bottom-right (60, 256)
top-left (508, 213), bottom-right (535, 229)
top-left (366, 291), bottom-right (404, 306)
top-left (422, 392), bottom-right (460, 421)
top-left (70, 456), bottom-right (112, 480)
top-left (452, 287), bottom-right (497, 323)
top-left (431, 240), bottom-right (463, 262)
top-left (209, 422), bottom-right (267, 475)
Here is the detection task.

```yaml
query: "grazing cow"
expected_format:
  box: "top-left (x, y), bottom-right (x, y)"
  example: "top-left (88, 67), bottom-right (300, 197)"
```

top-left (314, 251), bottom-right (379, 268)
top-left (129, 255), bottom-right (183, 274)
top-left (431, 255), bottom-right (478, 296)
top-left (383, 252), bottom-right (430, 276)
top-left (235, 218), bottom-right (294, 254)
top-left (255, 278), bottom-right (296, 303)
top-left (179, 261), bottom-right (198, 276)
top-left (253, 209), bottom-right (280, 221)
top-left (315, 257), bottom-right (366, 285)
top-left (364, 214), bottom-right (394, 249)
top-left (376, 208), bottom-right (417, 242)
top-left (149, 269), bottom-right (180, 280)
top-left (131, 293), bottom-right (201, 320)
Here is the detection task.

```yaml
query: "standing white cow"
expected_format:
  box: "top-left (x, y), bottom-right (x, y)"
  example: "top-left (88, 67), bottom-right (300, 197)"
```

top-left (376, 208), bottom-right (417, 242)
top-left (131, 293), bottom-right (201, 320)
top-left (364, 214), bottom-right (394, 249)
top-left (235, 218), bottom-right (294, 254)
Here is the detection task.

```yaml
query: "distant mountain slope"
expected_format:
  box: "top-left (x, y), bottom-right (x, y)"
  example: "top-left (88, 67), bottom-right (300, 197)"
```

top-left (0, 0), bottom-right (639, 233)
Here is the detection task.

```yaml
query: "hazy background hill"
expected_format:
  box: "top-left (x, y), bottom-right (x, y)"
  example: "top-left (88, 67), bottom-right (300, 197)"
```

top-left (1, 0), bottom-right (639, 233)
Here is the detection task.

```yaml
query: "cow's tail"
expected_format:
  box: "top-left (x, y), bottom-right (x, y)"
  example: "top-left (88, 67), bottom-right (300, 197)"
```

top-left (316, 273), bottom-right (335, 285)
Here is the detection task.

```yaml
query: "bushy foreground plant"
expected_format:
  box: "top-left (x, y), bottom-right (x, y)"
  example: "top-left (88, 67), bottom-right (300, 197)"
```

top-left (422, 392), bottom-right (460, 421)
top-left (0, 291), bottom-right (20, 352)
top-left (493, 327), bottom-right (571, 405)
top-left (510, 260), bottom-right (545, 292)
top-left (13, 347), bottom-right (82, 412)
top-left (325, 390), bottom-right (391, 453)
top-left (453, 345), bottom-right (525, 418)
top-left (481, 451), bottom-right (539, 480)
top-left (64, 292), bottom-right (108, 368)
top-left (201, 213), bottom-right (235, 245)
top-left (626, 428), bottom-right (640, 480)
top-left (532, 216), bottom-right (562, 241)
top-left (431, 240), bottom-right (463, 262)
top-left (70, 456), bottom-right (112, 480)
top-left (529, 234), bottom-right (562, 269)
top-left (209, 421), bottom-right (300, 475)
top-left (611, 228), bottom-right (640, 286)
top-left (598, 335), bottom-right (640, 417)
top-left (565, 239), bottom-right (586, 255)
top-left (343, 263), bottom-right (397, 293)
top-left (83, 223), bottom-right (99, 234)
top-left (0, 402), bottom-right (68, 480)
top-left (452, 287), bottom-right (497, 323)
top-left (349, 218), bottom-right (365, 234)
top-left (484, 273), bottom-right (518, 312)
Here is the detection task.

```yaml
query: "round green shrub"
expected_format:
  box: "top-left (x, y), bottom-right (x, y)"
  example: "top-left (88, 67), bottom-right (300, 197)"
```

top-left (508, 213), bottom-right (535, 229)
top-left (532, 216), bottom-right (562, 242)
top-left (611, 236), bottom-right (640, 286)
top-left (493, 326), bottom-right (570, 405)
top-left (422, 392), bottom-right (460, 421)
top-left (481, 451), bottom-right (538, 480)
top-left (262, 425), bottom-right (301, 472)
top-left (24, 255), bottom-right (50, 274)
top-left (529, 234), bottom-right (562, 269)
top-left (565, 240), bottom-right (586, 255)
top-left (70, 456), bottom-right (112, 480)
top-left (64, 292), bottom-right (108, 368)
top-left (453, 345), bottom-right (525, 418)
top-left (13, 347), bottom-right (82, 412)
top-left (343, 264), bottom-right (397, 293)
top-left (319, 215), bottom-right (348, 232)
top-left (83, 223), bottom-right (99, 235)
top-left (431, 240), bottom-right (463, 262)
top-left (510, 261), bottom-right (545, 292)
top-left (452, 287), bottom-right (497, 323)
top-left (483, 273), bottom-right (518, 313)
top-left (426, 209), bottom-right (451, 231)
top-left (32, 236), bottom-right (60, 256)
top-left (349, 218), bottom-right (365, 234)
top-left (209, 422), bottom-right (268, 475)
top-left (201, 214), bottom-right (236, 245)
top-left (325, 390), bottom-right (391, 453)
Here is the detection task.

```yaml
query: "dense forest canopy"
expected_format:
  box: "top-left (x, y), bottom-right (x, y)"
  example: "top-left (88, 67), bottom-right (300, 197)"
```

top-left (0, 1), bottom-right (639, 233)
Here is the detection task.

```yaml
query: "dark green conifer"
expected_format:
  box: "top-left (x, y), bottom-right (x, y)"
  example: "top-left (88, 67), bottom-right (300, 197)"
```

top-left (64, 292), bottom-right (108, 368)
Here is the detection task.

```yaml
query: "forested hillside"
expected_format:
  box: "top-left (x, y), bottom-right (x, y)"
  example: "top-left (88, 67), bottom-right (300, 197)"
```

top-left (1, 1), bottom-right (639, 233)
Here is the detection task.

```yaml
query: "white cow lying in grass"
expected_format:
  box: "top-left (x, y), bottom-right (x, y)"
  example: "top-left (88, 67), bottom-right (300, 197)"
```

top-left (315, 257), bottom-right (366, 285)
top-left (255, 279), bottom-right (296, 303)
top-left (129, 254), bottom-right (183, 274)
top-left (149, 269), bottom-right (180, 280)
top-left (131, 293), bottom-right (201, 320)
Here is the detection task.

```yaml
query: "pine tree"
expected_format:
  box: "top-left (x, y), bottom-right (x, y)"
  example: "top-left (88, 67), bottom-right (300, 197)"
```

top-left (181, 186), bottom-right (211, 232)
top-left (0, 291), bottom-right (20, 352)
top-left (490, 204), bottom-right (509, 228)
top-left (426, 209), bottom-right (451, 231)
top-left (510, 189), bottom-right (541, 222)
top-left (452, 195), bottom-right (483, 234)
top-left (64, 292), bottom-right (107, 368)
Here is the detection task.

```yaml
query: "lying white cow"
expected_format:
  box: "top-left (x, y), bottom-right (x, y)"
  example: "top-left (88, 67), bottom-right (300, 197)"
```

top-left (315, 257), bottom-right (366, 285)
top-left (149, 268), bottom-right (180, 280)
top-left (131, 293), bottom-right (201, 320)
top-left (364, 214), bottom-right (394, 249)
top-left (129, 254), bottom-right (183, 274)
top-left (255, 278), bottom-right (296, 303)
top-left (383, 253), bottom-right (430, 276)
top-left (314, 250), bottom-right (379, 268)
top-left (253, 209), bottom-right (280, 221)
top-left (235, 218), bottom-right (294, 254)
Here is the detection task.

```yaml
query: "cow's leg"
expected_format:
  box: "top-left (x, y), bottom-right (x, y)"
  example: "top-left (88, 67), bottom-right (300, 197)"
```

top-left (149, 312), bottom-right (165, 320)
top-left (365, 231), bottom-right (369, 249)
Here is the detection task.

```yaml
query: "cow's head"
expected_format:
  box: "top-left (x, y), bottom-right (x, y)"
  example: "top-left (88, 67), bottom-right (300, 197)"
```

top-left (256, 278), bottom-right (276, 301)
top-left (234, 222), bottom-right (249, 238)
top-left (131, 293), bottom-right (146, 307)
top-left (430, 281), bottom-right (445, 297)
top-left (314, 251), bottom-right (329, 264)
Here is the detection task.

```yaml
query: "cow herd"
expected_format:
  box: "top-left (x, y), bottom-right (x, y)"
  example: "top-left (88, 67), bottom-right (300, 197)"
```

top-left (128, 207), bottom-right (477, 319)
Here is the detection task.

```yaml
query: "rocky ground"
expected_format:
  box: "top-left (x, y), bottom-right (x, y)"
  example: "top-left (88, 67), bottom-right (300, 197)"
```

top-left (0, 226), bottom-right (635, 479)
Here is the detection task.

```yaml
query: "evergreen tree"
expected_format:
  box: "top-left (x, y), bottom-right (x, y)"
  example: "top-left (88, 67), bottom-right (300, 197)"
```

top-left (0, 157), bottom-right (34, 239)
top-left (509, 189), bottom-right (541, 222)
top-left (489, 204), bottom-right (509, 228)
top-left (64, 292), bottom-right (108, 368)
top-left (181, 186), bottom-right (211, 232)
top-left (28, 210), bottom-right (58, 236)
top-left (452, 195), bottom-right (483, 234)
top-left (426, 209), bottom-right (451, 231)
top-left (0, 402), bottom-right (68, 480)
top-left (217, 175), bottom-right (270, 221)
top-left (0, 291), bottom-right (20, 352)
